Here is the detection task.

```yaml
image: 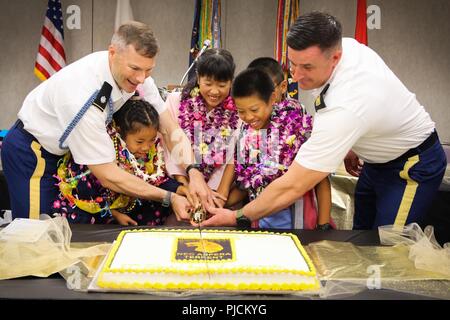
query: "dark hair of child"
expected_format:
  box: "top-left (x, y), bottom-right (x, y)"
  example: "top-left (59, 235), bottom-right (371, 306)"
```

top-left (231, 68), bottom-right (275, 103)
top-left (181, 48), bottom-right (236, 100)
top-left (113, 98), bottom-right (159, 138)
top-left (247, 57), bottom-right (284, 86)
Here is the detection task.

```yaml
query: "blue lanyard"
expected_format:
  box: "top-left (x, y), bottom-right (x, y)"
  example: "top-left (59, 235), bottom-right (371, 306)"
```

top-left (58, 88), bottom-right (113, 150)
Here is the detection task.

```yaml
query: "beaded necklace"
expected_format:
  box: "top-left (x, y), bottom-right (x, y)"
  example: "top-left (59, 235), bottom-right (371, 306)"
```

top-left (112, 128), bottom-right (168, 186)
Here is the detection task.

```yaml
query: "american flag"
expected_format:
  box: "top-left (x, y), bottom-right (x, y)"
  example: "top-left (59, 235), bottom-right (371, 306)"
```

top-left (34, 0), bottom-right (66, 81)
top-left (355, 0), bottom-right (368, 45)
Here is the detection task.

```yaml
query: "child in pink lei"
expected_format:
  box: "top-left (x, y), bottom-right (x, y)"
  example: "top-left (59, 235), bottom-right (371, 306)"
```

top-left (229, 68), bottom-right (332, 229)
top-left (163, 49), bottom-right (240, 207)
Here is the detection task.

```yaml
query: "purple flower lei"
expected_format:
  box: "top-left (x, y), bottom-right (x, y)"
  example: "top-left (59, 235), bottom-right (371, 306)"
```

top-left (235, 99), bottom-right (313, 199)
top-left (178, 93), bottom-right (239, 180)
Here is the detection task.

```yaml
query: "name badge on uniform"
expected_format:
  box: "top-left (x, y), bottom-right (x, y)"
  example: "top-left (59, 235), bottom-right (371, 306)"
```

top-left (314, 83), bottom-right (330, 112)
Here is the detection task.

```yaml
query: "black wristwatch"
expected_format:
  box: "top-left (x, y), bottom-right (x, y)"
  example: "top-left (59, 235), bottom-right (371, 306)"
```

top-left (186, 163), bottom-right (201, 175)
top-left (236, 208), bottom-right (251, 229)
top-left (316, 223), bottom-right (332, 231)
top-left (162, 191), bottom-right (172, 208)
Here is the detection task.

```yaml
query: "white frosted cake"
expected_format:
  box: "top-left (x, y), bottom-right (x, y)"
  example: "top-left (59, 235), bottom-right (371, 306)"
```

top-left (96, 229), bottom-right (319, 292)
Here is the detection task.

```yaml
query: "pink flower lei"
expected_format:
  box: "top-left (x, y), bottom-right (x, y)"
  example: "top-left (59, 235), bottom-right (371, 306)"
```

top-left (235, 99), bottom-right (313, 199)
top-left (178, 93), bottom-right (239, 180)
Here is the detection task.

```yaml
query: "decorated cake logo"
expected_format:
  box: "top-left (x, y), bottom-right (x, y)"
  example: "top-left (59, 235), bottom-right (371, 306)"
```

top-left (175, 238), bottom-right (233, 262)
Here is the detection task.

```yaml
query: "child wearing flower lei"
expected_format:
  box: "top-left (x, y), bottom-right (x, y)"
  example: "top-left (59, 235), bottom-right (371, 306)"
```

top-left (178, 93), bottom-right (239, 181)
top-left (111, 125), bottom-right (168, 187)
top-left (53, 99), bottom-right (184, 226)
top-left (163, 48), bottom-right (240, 205)
top-left (235, 100), bottom-right (311, 199)
top-left (228, 68), bottom-right (332, 229)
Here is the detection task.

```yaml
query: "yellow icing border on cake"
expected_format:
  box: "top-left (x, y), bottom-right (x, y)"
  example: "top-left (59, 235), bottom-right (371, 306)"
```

top-left (97, 274), bottom-right (320, 292)
top-left (98, 228), bottom-right (320, 291)
top-left (289, 232), bottom-right (318, 277)
top-left (170, 237), bottom-right (236, 264)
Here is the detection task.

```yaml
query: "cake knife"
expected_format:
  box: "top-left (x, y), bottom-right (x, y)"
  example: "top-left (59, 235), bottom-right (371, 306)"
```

top-left (191, 205), bottom-right (211, 280)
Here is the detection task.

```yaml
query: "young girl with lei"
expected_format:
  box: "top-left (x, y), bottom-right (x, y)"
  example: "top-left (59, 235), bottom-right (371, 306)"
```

top-left (52, 98), bottom-right (188, 226)
top-left (163, 48), bottom-right (240, 207)
top-left (226, 68), bottom-right (332, 229)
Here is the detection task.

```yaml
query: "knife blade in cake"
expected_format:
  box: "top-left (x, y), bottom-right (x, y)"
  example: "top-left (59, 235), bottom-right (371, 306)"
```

top-left (191, 205), bottom-right (211, 280)
top-left (197, 224), bottom-right (212, 280)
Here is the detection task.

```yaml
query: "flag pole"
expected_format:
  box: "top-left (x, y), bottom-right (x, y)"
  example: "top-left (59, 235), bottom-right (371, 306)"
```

top-left (91, 0), bottom-right (94, 52)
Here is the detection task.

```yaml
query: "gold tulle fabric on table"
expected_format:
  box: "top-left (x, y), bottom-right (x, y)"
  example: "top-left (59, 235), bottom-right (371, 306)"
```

top-left (329, 167), bottom-right (358, 230)
top-left (307, 224), bottom-right (450, 299)
top-left (0, 215), bottom-right (110, 291)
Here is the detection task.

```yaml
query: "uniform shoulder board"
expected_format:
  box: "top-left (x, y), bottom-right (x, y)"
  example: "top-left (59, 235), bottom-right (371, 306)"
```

top-left (92, 82), bottom-right (113, 112)
top-left (314, 83), bottom-right (330, 112)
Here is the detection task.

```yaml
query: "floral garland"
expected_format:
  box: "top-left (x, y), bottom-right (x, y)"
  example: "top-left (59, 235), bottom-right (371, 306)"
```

top-left (178, 92), bottom-right (239, 181)
top-left (235, 99), bottom-right (313, 200)
top-left (112, 127), bottom-right (168, 187)
top-left (53, 123), bottom-right (169, 215)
